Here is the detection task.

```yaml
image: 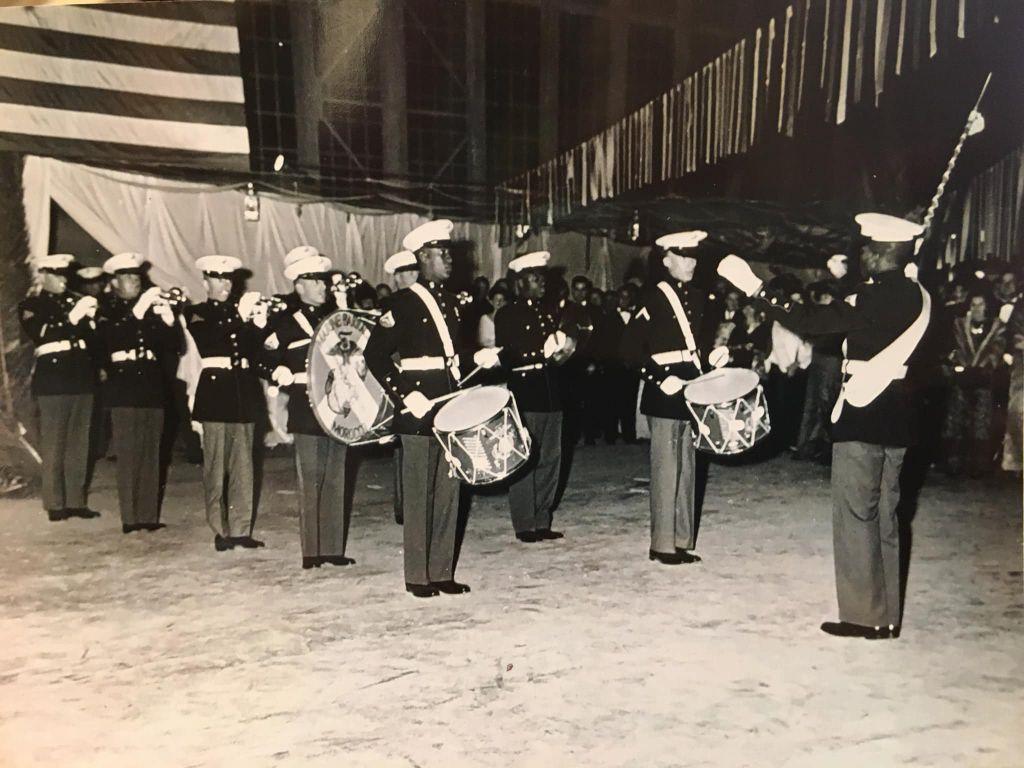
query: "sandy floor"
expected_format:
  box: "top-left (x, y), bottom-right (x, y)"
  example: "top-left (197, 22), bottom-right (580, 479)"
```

top-left (0, 443), bottom-right (1020, 768)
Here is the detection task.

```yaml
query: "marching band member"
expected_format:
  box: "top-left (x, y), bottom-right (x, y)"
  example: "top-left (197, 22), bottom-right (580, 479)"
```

top-left (383, 249), bottom-right (420, 526)
top-left (186, 256), bottom-right (269, 552)
top-left (622, 231), bottom-right (727, 566)
top-left (496, 251), bottom-right (575, 542)
top-left (263, 250), bottom-right (355, 570)
top-left (95, 252), bottom-right (182, 533)
top-left (18, 254), bottom-right (100, 521)
top-left (364, 220), bottom-right (500, 598)
top-left (718, 213), bottom-right (931, 640)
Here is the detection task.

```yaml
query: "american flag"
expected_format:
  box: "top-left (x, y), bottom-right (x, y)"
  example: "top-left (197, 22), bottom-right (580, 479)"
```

top-left (0, 1), bottom-right (250, 170)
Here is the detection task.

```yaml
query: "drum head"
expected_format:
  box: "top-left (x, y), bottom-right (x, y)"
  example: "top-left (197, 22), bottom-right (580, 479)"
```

top-left (434, 386), bottom-right (509, 432)
top-left (306, 309), bottom-right (394, 444)
top-left (684, 368), bottom-right (759, 405)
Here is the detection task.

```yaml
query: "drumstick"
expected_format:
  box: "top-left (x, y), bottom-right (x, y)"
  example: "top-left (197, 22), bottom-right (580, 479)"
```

top-left (398, 385), bottom-right (483, 415)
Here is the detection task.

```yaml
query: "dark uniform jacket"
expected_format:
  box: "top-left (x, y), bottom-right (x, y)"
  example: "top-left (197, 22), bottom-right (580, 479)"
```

top-left (263, 301), bottom-right (333, 436)
top-left (363, 279), bottom-right (474, 436)
top-left (18, 291), bottom-right (96, 396)
top-left (560, 300), bottom-right (599, 359)
top-left (621, 280), bottom-right (710, 420)
top-left (95, 295), bottom-right (183, 409)
top-left (185, 298), bottom-right (267, 423)
top-left (762, 269), bottom-right (929, 446)
top-left (494, 298), bottom-right (565, 413)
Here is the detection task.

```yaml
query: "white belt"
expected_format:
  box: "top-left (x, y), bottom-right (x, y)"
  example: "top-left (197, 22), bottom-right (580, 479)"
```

top-left (201, 356), bottom-right (250, 370)
top-left (398, 356), bottom-right (449, 371)
top-left (35, 339), bottom-right (85, 357)
top-left (110, 349), bottom-right (156, 363)
top-left (513, 363), bottom-right (545, 372)
top-left (651, 349), bottom-right (696, 365)
top-left (292, 372), bottom-right (309, 385)
top-left (287, 338), bottom-right (311, 350)
top-left (842, 359), bottom-right (907, 379)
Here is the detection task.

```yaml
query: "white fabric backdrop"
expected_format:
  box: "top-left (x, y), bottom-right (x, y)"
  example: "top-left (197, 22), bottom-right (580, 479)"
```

top-left (21, 155), bottom-right (507, 298)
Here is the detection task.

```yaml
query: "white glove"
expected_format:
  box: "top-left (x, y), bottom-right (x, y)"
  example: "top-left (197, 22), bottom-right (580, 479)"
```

top-left (543, 330), bottom-right (567, 358)
top-left (190, 421), bottom-right (204, 447)
top-left (250, 301), bottom-right (269, 329)
top-left (717, 255), bottom-right (763, 297)
top-left (68, 296), bottom-right (98, 325)
top-left (331, 282), bottom-right (349, 309)
top-left (132, 286), bottom-right (163, 320)
top-left (152, 302), bottom-right (175, 327)
top-left (237, 291), bottom-right (262, 321)
top-left (403, 391), bottom-right (432, 419)
top-left (271, 365), bottom-right (294, 386)
top-left (999, 303), bottom-right (1014, 324)
top-left (709, 346), bottom-right (730, 368)
top-left (473, 347), bottom-right (501, 368)
top-left (967, 109), bottom-right (985, 136)
top-left (659, 375), bottom-right (684, 396)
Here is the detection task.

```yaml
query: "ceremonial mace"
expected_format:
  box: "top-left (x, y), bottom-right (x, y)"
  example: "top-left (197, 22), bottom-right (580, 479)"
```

top-left (914, 72), bottom-right (992, 269)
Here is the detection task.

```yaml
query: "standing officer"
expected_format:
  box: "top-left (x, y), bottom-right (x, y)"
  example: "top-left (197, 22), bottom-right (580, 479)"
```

top-left (18, 254), bottom-right (100, 521)
top-left (495, 251), bottom-right (575, 542)
top-left (186, 256), bottom-right (269, 552)
top-left (383, 249), bottom-right (420, 525)
top-left (364, 220), bottom-right (500, 597)
top-left (718, 213), bottom-right (931, 640)
top-left (95, 252), bottom-right (182, 533)
top-left (264, 250), bottom-right (355, 569)
top-left (623, 232), bottom-right (727, 565)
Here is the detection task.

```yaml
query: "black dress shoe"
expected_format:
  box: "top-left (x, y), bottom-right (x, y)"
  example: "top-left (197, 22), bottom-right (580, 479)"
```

top-left (406, 582), bottom-right (439, 598)
top-left (649, 549), bottom-right (700, 565)
top-left (122, 524), bottom-right (138, 534)
top-left (394, 515), bottom-right (404, 525)
top-left (214, 534), bottom-right (234, 552)
top-left (820, 621), bottom-right (900, 640)
top-left (515, 531), bottom-right (539, 543)
top-left (302, 557), bottom-right (322, 569)
top-left (234, 536), bottom-right (265, 548)
top-left (47, 509), bottom-right (69, 522)
top-left (433, 580), bottom-right (471, 594)
top-left (321, 555), bottom-right (355, 566)
top-left (140, 523), bottom-right (166, 532)
top-left (535, 529), bottom-right (565, 540)
top-left (68, 508), bottom-right (101, 519)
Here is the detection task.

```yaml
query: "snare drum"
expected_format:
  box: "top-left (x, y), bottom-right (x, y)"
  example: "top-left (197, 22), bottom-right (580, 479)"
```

top-left (683, 368), bottom-right (771, 455)
top-left (432, 386), bottom-right (532, 484)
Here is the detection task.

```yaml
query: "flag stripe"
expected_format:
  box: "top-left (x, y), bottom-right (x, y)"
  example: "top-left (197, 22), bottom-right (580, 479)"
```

top-left (3, 102), bottom-right (250, 154)
top-left (100, 1), bottom-right (239, 27)
top-left (0, 76), bottom-right (245, 127)
top-left (0, 131), bottom-right (249, 170)
top-left (0, 5), bottom-right (239, 54)
top-left (0, 49), bottom-right (245, 103)
top-left (0, 23), bottom-right (239, 77)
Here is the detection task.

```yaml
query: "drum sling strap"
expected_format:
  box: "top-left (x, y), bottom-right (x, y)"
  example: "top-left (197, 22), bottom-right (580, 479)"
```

top-left (657, 281), bottom-right (703, 374)
top-left (410, 283), bottom-right (461, 380)
top-left (831, 283), bottom-right (931, 423)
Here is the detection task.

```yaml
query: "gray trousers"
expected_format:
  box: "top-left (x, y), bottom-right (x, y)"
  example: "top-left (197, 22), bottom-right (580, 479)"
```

top-left (648, 416), bottom-right (696, 554)
top-left (201, 421), bottom-right (256, 538)
top-left (832, 441), bottom-right (905, 628)
top-left (401, 435), bottom-right (459, 586)
top-left (37, 394), bottom-right (93, 511)
top-left (393, 441), bottom-right (404, 520)
top-left (509, 411), bottom-right (563, 533)
top-left (111, 407), bottom-right (163, 525)
top-left (294, 434), bottom-right (348, 558)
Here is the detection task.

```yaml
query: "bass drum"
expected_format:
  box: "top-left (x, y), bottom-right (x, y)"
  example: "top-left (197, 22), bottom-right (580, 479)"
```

top-left (306, 309), bottom-right (395, 445)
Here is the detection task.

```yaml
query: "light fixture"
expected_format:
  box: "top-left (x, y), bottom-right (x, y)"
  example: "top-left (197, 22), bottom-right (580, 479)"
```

top-left (244, 182), bottom-right (260, 222)
top-left (273, 154), bottom-right (285, 172)
top-left (629, 210), bottom-right (640, 242)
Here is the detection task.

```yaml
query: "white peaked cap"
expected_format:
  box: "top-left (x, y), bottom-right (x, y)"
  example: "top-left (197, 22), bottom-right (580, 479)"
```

top-left (384, 250), bottom-right (418, 275)
top-left (103, 252), bottom-right (143, 274)
top-left (508, 251), bottom-right (551, 273)
top-left (285, 245), bottom-right (319, 266)
top-left (855, 213), bottom-right (925, 243)
top-left (656, 230), bottom-right (708, 252)
top-left (402, 219), bottom-right (454, 252)
top-left (195, 255), bottom-right (242, 274)
top-left (77, 266), bottom-right (106, 280)
top-left (284, 255), bottom-right (332, 281)
top-left (38, 253), bottom-right (75, 271)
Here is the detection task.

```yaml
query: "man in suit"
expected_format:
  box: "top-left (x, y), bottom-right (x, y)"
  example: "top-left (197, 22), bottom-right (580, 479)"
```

top-left (623, 231), bottom-right (728, 565)
top-left (719, 213), bottom-right (932, 639)
top-left (18, 254), bottom-right (101, 521)
top-left (495, 251), bottom-right (575, 542)
top-left (364, 220), bottom-right (500, 597)
top-left (95, 252), bottom-right (182, 533)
